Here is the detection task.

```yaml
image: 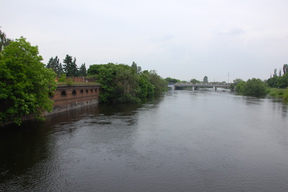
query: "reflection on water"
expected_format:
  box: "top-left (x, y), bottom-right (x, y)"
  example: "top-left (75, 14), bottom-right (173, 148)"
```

top-left (1, 91), bottom-right (288, 192)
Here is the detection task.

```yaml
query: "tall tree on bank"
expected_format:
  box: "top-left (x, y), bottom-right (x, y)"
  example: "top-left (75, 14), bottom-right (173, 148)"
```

top-left (203, 76), bottom-right (208, 83)
top-left (283, 64), bottom-right (288, 75)
top-left (0, 37), bottom-right (56, 125)
top-left (63, 54), bottom-right (78, 77)
top-left (131, 61), bottom-right (141, 74)
top-left (0, 28), bottom-right (12, 52)
top-left (46, 56), bottom-right (63, 76)
top-left (79, 63), bottom-right (87, 77)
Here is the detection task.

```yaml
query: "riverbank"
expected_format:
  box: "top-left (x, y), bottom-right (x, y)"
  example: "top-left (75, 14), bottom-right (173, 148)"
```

top-left (267, 88), bottom-right (288, 101)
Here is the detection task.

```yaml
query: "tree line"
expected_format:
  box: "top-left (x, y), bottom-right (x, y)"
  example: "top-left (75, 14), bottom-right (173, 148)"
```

top-left (46, 55), bottom-right (87, 77)
top-left (266, 65), bottom-right (288, 88)
top-left (229, 64), bottom-right (288, 98)
top-left (0, 30), bottom-right (168, 125)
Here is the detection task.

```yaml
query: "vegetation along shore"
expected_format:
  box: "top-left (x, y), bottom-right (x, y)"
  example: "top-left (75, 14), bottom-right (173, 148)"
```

top-left (1, 29), bottom-right (287, 126)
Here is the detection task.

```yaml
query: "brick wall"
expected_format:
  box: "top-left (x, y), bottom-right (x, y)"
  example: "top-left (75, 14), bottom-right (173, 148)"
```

top-left (47, 85), bottom-right (101, 115)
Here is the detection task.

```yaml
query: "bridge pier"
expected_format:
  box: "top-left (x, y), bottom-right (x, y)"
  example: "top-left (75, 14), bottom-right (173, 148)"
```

top-left (214, 86), bottom-right (217, 90)
top-left (168, 84), bottom-right (175, 90)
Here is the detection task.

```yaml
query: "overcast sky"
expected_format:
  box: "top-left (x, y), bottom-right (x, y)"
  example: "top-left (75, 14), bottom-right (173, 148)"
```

top-left (1, 0), bottom-right (288, 82)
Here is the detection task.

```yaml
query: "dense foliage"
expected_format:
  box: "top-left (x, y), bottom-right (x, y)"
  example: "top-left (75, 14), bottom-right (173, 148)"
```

top-left (266, 65), bottom-right (288, 88)
top-left (0, 37), bottom-right (56, 125)
top-left (87, 63), bottom-right (167, 103)
top-left (235, 78), bottom-right (267, 97)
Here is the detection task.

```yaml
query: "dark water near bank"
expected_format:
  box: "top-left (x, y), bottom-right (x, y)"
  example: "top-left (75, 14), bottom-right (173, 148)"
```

top-left (1, 89), bottom-right (288, 192)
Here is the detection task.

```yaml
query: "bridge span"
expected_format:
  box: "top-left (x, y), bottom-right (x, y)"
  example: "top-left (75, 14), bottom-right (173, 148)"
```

top-left (168, 83), bottom-right (231, 90)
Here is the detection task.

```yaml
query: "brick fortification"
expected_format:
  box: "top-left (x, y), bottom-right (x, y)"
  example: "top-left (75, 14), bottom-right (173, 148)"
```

top-left (45, 84), bottom-right (101, 115)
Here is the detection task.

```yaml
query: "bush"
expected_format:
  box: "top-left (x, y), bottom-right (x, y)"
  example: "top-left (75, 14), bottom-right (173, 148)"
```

top-left (235, 78), bottom-right (267, 97)
top-left (243, 78), bottom-right (267, 97)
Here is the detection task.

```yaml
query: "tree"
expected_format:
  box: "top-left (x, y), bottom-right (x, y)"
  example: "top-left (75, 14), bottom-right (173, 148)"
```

top-left (0, 28), bottom-right (12, 52)
top-left (190, 78), bottom-right (200, 84)
top-left (115, 64), bottom-right (140, 103)
top-left (243, 78), bottom-right (267, 97)
top-left (131, 61), bottom-right (141, 74)
top-left (46, 56), bottom-right (63, 76)
top-left (165, 77), bottom-right (180, 84)
top-left (0, 37), bottom-right (56, 125)
top-left (236, 78), bottom-right (267, 97)
top-left (273, 68), bottom-right (278, 77)
top-left (79, 63), bottom-right (87, 77)
top-left (283, 64), bottom-right (288, 74)
top-left (63, 54), bottom-right (78, 77)
top-left (95, 63), bottom-right (117, 103)
top-left (203, 76), bottom-right (208, 83)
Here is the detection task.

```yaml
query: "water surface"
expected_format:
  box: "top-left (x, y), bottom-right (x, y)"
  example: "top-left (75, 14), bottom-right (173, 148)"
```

top-left (1, 90), bottom-right (288, 192)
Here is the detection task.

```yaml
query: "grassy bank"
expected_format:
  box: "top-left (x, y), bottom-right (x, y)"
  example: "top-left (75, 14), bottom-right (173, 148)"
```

top-left (267, 88), bottom-right (288, 101)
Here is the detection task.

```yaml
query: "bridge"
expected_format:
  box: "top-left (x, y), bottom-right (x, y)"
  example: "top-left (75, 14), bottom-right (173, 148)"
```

top-left (168, 83), bottom-right (231, 90)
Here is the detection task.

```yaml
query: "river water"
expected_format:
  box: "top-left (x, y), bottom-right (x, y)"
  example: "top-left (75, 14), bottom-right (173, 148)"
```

top-left (1, 89), bottom-right (288, 192)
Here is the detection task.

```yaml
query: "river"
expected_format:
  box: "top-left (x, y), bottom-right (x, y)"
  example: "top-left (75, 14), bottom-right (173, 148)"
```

top-left (1, 89), bottom-right (288, 192)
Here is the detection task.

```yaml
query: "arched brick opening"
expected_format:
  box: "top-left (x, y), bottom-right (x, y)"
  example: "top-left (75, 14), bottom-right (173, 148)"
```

top-left (61, 90), bottom-right (67, 97)
top-left (72, 90), bottom-right (77, 96)
top-left (80, 89), bottom-right (84, 94)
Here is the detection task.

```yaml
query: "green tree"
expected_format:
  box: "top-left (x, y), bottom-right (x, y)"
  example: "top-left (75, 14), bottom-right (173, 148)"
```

top-left (190, 78), bottom-right (200, 83)
top-left (79, 63), bottom-right (87, 77)
top-left (115, 64), bottom-right (140, 103)
top-left (147, 70), bottom-right (167, 95)
top-left (96, 64), bottom-right (117, 103)
top-left (63, 54), bottom-right (78, 77)
top-left (0, 28), bottom-right (12, 52)
top-left (203, 76), bottom-right (208, 83)
top-left (138, 71), bottom-right (155, 98)
top-left (236, 78), bottom-right (267, 97)
top-left (273, 68), bottom-right (278, 77)
top-left (131, 61), bottom-right (141, 74)
top-left (0, 37), bottom-right (56, 125)
top-left (283, 64), bottom-right (288, 75)
top-left (46, 56), bottom-right (63, 76)
top-left (165, 77), bottom-right (180, 84)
